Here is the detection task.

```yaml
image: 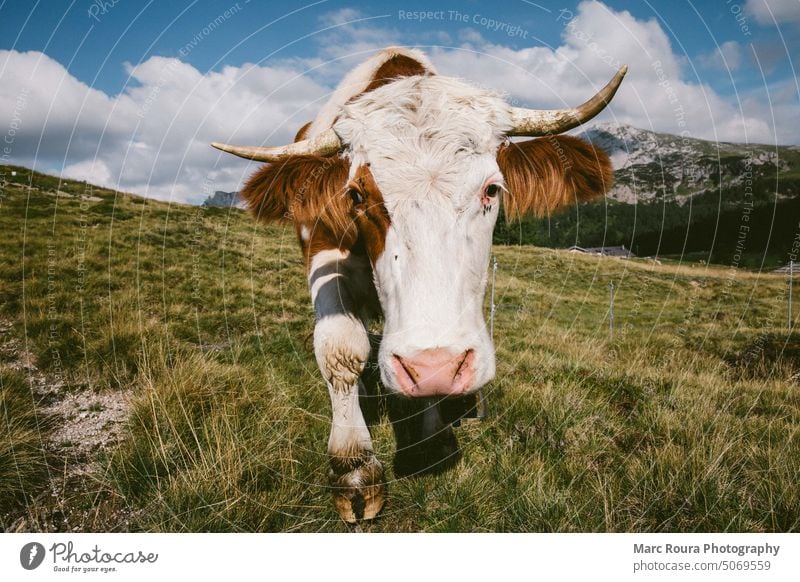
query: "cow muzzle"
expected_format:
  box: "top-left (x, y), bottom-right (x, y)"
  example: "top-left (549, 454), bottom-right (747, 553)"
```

top-left (391, 348), bottom-right (475, 397)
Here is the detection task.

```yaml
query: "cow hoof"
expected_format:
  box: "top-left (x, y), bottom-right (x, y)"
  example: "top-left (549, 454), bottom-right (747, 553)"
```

top-left (329, 456), bottom-right (385, 523)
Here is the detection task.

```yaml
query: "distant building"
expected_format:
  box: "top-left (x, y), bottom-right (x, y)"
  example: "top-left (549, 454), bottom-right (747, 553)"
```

top-left (567, 245), bottom-right (635, 258)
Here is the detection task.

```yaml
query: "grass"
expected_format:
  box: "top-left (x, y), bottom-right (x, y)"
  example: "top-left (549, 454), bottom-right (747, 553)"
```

top-left (0, 165), bottom-right (798, 532)
top-left (0, 367), bottom-right (52, 516)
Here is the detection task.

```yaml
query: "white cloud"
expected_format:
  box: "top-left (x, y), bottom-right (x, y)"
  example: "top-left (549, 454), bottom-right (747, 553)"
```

top-left (697, 41), bottom-right (743, 71)
top-left (429, 1), bottom-right (776, 143)
top-left (0, 50), bottom-right (127, 162)
top-left (318, 7), bottom-right (365, 27)
top-left (1, 1), bottom-right (798, 203)
top-left (745, 0), bottom-right (800, 25)
top-left (0, 50), bottom-right (331, 203)
top-left (63, 158), bottom-right (114, 188)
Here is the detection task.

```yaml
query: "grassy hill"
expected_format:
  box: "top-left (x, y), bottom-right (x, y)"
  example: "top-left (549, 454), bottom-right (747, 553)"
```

top-left (1, 165), bottom-right (798, 532)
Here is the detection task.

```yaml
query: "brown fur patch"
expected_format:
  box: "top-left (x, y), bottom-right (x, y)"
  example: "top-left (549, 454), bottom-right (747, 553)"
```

top-left (349, 165), bottom-right (390, 262)
top-left (362, 53), bottom-right (431, 94)
top-left (497, 135), bottom-right (613, 220)
top-left (240, 155), bottom-right (356, 255)
top-left (299, 220), bottom-right (355, 267)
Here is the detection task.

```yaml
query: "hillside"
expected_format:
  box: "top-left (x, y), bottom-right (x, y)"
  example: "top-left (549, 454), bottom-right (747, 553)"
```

top-left (496, 123), bottom-right (800, 268)
top-left (0, 165), bottom-right (798, 532)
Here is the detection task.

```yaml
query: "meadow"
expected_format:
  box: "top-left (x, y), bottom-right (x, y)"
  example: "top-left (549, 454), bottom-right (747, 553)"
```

top-left (1, 164), bottom-right (798, 532)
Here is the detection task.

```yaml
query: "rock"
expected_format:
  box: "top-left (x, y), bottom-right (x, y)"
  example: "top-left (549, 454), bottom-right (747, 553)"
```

top-left (202, 190), bottom-right (242, 208)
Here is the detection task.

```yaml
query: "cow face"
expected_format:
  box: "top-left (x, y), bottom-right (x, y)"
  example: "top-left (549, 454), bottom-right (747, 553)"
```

top-left (330, 76), bottom-right (613, 398)
top-left (221, 57), bottom-right (621, 399)
top-left (333, 76), bottom-right (511, 398)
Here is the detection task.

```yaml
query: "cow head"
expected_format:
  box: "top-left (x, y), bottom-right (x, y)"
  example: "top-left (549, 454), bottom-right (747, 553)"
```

top-left (214, 52), bottom-right (624, 399)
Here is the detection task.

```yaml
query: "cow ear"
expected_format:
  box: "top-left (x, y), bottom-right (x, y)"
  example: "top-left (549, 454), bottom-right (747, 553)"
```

top-left (497, 135), bottom-right (613, 220)
top-left (240, 154), bottom-right (350, 225)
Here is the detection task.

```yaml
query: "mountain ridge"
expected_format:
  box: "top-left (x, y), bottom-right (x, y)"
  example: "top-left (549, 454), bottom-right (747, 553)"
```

top-left (580, 122), bottom-right (798, 205)
top-left (202, 190), bottom-right (242, 208)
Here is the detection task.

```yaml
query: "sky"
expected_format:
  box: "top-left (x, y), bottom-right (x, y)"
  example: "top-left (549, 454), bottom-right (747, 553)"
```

top-left (1, 0), bottom-right (799, 204)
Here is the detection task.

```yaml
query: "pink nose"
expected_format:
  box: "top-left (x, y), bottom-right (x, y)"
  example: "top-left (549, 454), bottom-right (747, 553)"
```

top-left (392, 349), bottom-right (475, 397)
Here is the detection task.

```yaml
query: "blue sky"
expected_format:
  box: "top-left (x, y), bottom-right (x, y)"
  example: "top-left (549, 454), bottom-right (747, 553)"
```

top-left (2, 0), bottom-right (796, 95)
top-left (1, 0), bottom-right (799, 202)
top-left (0, 0), bottom-right (800, 94)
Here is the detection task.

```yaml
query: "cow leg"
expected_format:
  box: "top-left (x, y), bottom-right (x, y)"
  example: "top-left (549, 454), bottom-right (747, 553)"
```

top-left (325, 378), bottom-right (384, 522)
top-left (389, 396), bottom-right (461, 477)
top-left (310, 250), bottom-right (385, 522)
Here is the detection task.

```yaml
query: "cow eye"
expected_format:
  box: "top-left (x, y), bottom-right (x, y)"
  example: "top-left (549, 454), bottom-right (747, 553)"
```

top-left (484, 183), bottom-right (502, 198)
top-left (348, 188), bottom-right (364, 205)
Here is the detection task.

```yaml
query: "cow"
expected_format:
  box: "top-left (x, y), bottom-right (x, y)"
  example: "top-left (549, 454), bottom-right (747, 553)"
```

top-left (213, 47), bottom-right (624, 522)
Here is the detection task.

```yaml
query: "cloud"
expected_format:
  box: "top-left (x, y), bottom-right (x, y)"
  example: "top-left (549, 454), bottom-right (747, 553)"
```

top-left (318, 7), bottom-right (366, 27)
top-left (0, 50), bottom-right (330, 203)
top-left (0, 50), bottom-right (127, 162)
top-left (63, 159), bottom-right (114, 189)
top-left (265, 9), bottom-right (403, 88)
top-left (311, 10), bottom-right (402, 69)
top-left (1, 1), bottom-right (798, 204)
top-left (697, 41), bottom-right (743, 71)
top-left (745, 0), bottom-right (800, 25)
top-left (428, 1), bottom-right (776, 143)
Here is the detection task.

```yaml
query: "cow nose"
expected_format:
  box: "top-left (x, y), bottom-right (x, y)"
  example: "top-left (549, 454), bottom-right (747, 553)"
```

top-left (392, 348), bottom-right (475, 397)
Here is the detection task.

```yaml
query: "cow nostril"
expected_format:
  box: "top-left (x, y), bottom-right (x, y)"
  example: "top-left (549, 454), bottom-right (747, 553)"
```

top-left (453, 349), bottom-right (473, 379)
top-left (394, 355), bottom-right (419, 383)
top-left (392, 349), bottom-right (475, 396)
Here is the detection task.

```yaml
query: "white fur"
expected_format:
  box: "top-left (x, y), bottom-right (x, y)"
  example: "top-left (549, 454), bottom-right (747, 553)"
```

top-left (327, 381), bottom-right (372, 455)
top-left (332, 75), bottom-right (513, 394)
top-left (309, 249), bottom-right (348, 308)
top-left (309, 250), bottom-right (371, 390)
top-left (309, 249), bottom-right (373, 457)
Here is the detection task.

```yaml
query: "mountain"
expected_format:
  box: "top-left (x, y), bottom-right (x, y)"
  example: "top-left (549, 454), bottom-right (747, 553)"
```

top-left (494, 123), bottom-right (800, 269)
top-left (580, 122), bottom-right (800, 205)
top-left (202, 190), bottom-right (242, 208)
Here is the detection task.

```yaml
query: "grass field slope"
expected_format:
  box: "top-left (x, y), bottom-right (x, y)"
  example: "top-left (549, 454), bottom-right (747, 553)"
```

top-left (1, 164), bottom-right (798, 532)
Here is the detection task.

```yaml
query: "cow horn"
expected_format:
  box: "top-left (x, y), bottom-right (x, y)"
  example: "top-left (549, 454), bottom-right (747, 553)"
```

top-left (211, 128), bottom-right (342, 161)
top-left (508, 65), bottom-right (628, 136)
